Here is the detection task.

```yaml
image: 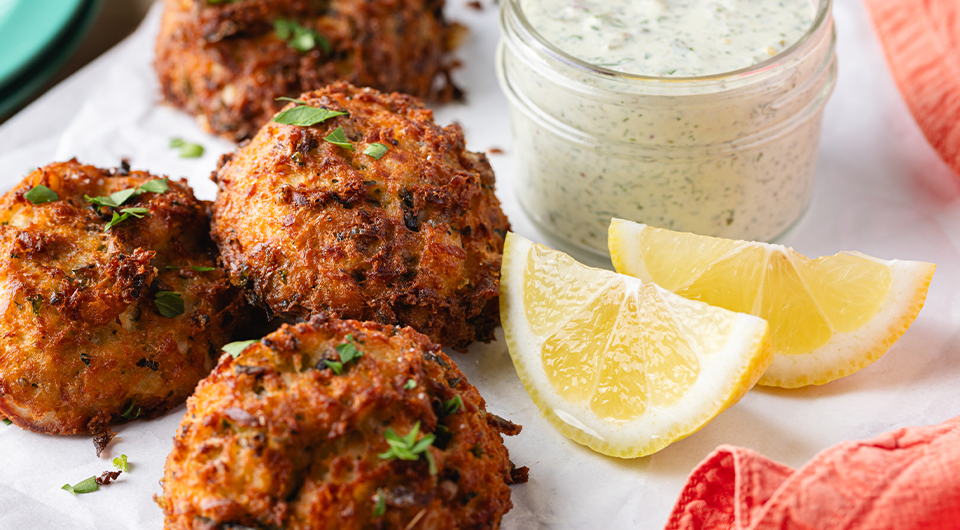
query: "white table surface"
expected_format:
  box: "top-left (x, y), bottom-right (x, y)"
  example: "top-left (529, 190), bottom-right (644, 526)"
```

top-left (1, 0), bottom-right (959, 528)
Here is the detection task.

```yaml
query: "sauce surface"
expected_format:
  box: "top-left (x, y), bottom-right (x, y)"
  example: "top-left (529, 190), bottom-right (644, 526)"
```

top-left (522, 0), bottom-right (816, 77)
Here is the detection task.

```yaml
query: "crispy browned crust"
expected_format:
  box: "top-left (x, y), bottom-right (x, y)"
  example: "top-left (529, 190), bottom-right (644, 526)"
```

top-left (157, 315), bottom-right (521, 530)
top-left (0, 160), bottom-right (248, 436)
top-left (211, 83), bottom-right (510, 351)
top-left (155, 0), bottom-right (458, 141)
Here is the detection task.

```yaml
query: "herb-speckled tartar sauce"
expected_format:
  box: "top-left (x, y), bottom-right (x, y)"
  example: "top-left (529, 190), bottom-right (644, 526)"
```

top-left (499, 0), bottom-right (836, 257)
top-left (523, 0), bottom-right (814, 77)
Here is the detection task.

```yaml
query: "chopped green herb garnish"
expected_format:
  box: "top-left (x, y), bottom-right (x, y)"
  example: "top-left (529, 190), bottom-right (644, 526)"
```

top-left (326, 335), bottom-right (362, 375)
top-left (154, 291), bottom-right (184, 318)
top-left (170, 138), bottom-right (204, 158)
top-left (105, 207), bottom-right (149, 230)
top-left (274, 19), bottom-right (330, 53)
top-left (137, 178), bottom-right (169, 194)
top-left (273, 106), bottom-right (347, 127)
top-left (85, 178), bottom-right (168, 211)
top-left (325, 127), bottom-right (354, 151)
top-left (378, 421), bottom-right (437, 475)
top-left (223, 340), bottom-right (259, 359)
top-left (24, 185), bottom-right (59, 205)
top-left (121, 399), bottom-right (141, 420)
top-left (324, 359), bottom-right (344, 375)
top-left (28, 295), bottom-right (42, 317)
top-left (2, 419), bottom-right (11, 426)
top-left (403, 379), bottom-right (417, 390)
top-left (363, 143), bottom-right (389, 160)
top-left (443, 395), bottom-right (463, 415)
top-left (275, 97), bottom-right (308, 105)
top-left (62, 476), bottom-right (98, 496)
top-left (112, 454), bottom-right (128, 473)
top-left (373, 488), bottom-right (386, 517)
top-left (191, 266), bottom-right (217, 272)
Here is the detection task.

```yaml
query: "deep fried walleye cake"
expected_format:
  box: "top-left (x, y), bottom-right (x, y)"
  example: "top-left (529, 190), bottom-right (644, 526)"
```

top-left (0, 160), bottom-right (247, 441)
top-left (155, 0), bottom-right (460, 140)
top-left (158, 315), bottom-right (524, 530)
top-left (212, 82), bottom-right (510, 351)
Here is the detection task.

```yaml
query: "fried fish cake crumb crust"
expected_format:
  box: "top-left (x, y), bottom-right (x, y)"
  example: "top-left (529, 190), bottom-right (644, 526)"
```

top-left (158, 315), bottom-right (524, 530)
top-left (212, 83), bottom-right (510, 351)
top-left (155, 0), bottom-right (461, 141)
top-left (0, 160), bottom-right (247, 438)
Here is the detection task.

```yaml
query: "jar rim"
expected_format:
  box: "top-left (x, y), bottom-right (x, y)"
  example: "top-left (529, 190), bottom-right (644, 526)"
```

top-left (503, 0), bottom-right (834, 83)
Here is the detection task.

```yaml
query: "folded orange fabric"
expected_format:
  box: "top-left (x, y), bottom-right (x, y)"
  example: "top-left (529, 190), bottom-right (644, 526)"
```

top-left (664, 417), bottom-right (960, 530)
top-left (864, 0), bottom-right (960, 176)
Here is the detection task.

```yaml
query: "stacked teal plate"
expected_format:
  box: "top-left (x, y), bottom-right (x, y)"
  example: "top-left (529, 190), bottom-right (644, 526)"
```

top-left (0, 0), bottom-right (102, 118)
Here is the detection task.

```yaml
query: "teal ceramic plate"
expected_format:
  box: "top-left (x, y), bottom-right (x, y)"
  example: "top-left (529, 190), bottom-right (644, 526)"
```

top-left (0, 0), bottom-right (87, 88)
top-left (0, 0), bottom-right (101, 119)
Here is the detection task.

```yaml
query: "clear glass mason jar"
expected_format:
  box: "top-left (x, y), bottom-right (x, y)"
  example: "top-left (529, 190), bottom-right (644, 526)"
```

top-left (496, 0), bottom-right (838, 258)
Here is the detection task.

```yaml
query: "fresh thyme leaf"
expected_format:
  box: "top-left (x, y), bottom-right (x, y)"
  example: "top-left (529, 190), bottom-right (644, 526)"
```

top-left (378, 421), bottom-right (436, 474)
top-left (223, 340), bottom-right (258, 359)
top-left (170, 138), bottom-right (204, 158)
top-left (273, 106), bottom-right (346, 126)
top-left (363, 143), bottom-right (389, 160)
top-left (443, 395), bottom-right (463, 415)
top-left (275, 97), bottom-right (308, 105)
top-left (155, 291), bottom-right (184, 318)
top-left (62, 476), bottom-right (98, 495)
top-left (191, 266), bottom-right (217, 272)
top-left (324, 359), bottom-right (344, 375)
top-left (373, 488), bottom-right (386, 517)
top-left (24, 185), bottom-right (59, 204)
top-left (112, 454), bottom-right (129, 473)
top-left (274, 19), bottom-right (330, 53)
top-left (403, 379), bottom-right (417, 390)
top-left (121, 399), bottom-right (141, 419)
top-left (2, 419), bottom-right (11, 426)
top-left (325, 127), bottom-right (354, 151)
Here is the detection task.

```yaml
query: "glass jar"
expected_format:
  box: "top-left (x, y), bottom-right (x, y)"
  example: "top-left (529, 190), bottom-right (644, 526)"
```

top-left (496, 0), bottom-right (838, 258)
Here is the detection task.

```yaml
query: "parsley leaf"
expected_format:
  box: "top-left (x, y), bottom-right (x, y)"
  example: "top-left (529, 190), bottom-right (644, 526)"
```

top-left (363, 143), bottom-right (389, 160)
top-left (373, 488), bottom-right (386, 517)
top-left (325, 335), bottom-right (362, 375)
top-left (2, 419), bottom-right (11, 426)
top-left (403, 379), bottom-right (417, 390)
top-left (275, 96), bottom-right (308, 105)
top-left (223, 340), bottom-right (259, 359)
top-left (85, 178), bottom-right (168, 210)
top-left (325, 127), bottom-right (354, 151)
top-left (443, 395), bottom-right (463, 415)
top-left (324, 359), bottom-right (344, 375)
top-left (24, 185), bottom-right (59, 205)
top-left (378, 421), bottom-right (437, 475)
top-left (273, 106), bottom-right (346, 126)
top-left (191, 266), bottom-right (217, 272)
top-left (138, 178), bottom-right (170, 194)
top-left (113, 454), bottom-right (128, 473)
top-left (62, 476), bottom-right (98, 496)
top-left (155, 291), bottom-right (184, 318)
top-left (170, 138), bottom-right (204, 158)
top-left (105, 208), bottom-right (149, 230)
top-left (274, 19), bottom-right (330, 53)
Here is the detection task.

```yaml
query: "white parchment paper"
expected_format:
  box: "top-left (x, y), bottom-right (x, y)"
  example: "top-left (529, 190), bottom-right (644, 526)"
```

top-left (1, 0), bottom-right (959, 528)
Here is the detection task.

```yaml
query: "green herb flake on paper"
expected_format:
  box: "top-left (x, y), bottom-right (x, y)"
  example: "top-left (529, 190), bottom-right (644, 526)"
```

top-left (24, 185), bottom-right (59, 205)
top-left (325, 127), bottom-right (355, 151)
top-left (2, 419), bottom-right (11, 426)
top-left (113, 454), bottom-right (129, 473)
top-left (273, 106), bottom-right (347, 126)
top-left (223, 340), bottom-right (259, 359)
top-left (363, 143), bottom-right (389, 160)
top-left (62, 476), bottom-right (98, 496)
top-left (154, 291), bottom-right (184, 318)
top-left (170, 138), bottom-right (204, 158)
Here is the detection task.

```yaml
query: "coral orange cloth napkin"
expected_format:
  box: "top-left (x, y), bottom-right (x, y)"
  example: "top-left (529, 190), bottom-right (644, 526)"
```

top-left (664, 417), bottom-right (960, 530)
top-left (864, 0), bottom-right (960, 176)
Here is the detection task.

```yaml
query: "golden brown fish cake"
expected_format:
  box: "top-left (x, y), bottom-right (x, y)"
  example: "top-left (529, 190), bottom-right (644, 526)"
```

top-left (0, 160), bottom-right (247, 443)
top-left (211, 82), bottom-right (510, 351)
top-left (157, 315), bottom-right (524, 530)
top-left (155, 0), bottom-right (460, 140)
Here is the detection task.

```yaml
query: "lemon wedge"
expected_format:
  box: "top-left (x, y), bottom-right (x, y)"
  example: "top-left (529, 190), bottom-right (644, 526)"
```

top-left (608, 219), bottom-right (935, 388)
top-left (500, 232), bottom-right (771, 458)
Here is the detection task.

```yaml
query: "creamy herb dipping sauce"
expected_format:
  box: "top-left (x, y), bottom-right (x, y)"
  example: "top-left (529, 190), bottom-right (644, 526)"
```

top-left (522, 0), bottom-right (815, 77)
top-left (498, 0), bottom-right (835, 257)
